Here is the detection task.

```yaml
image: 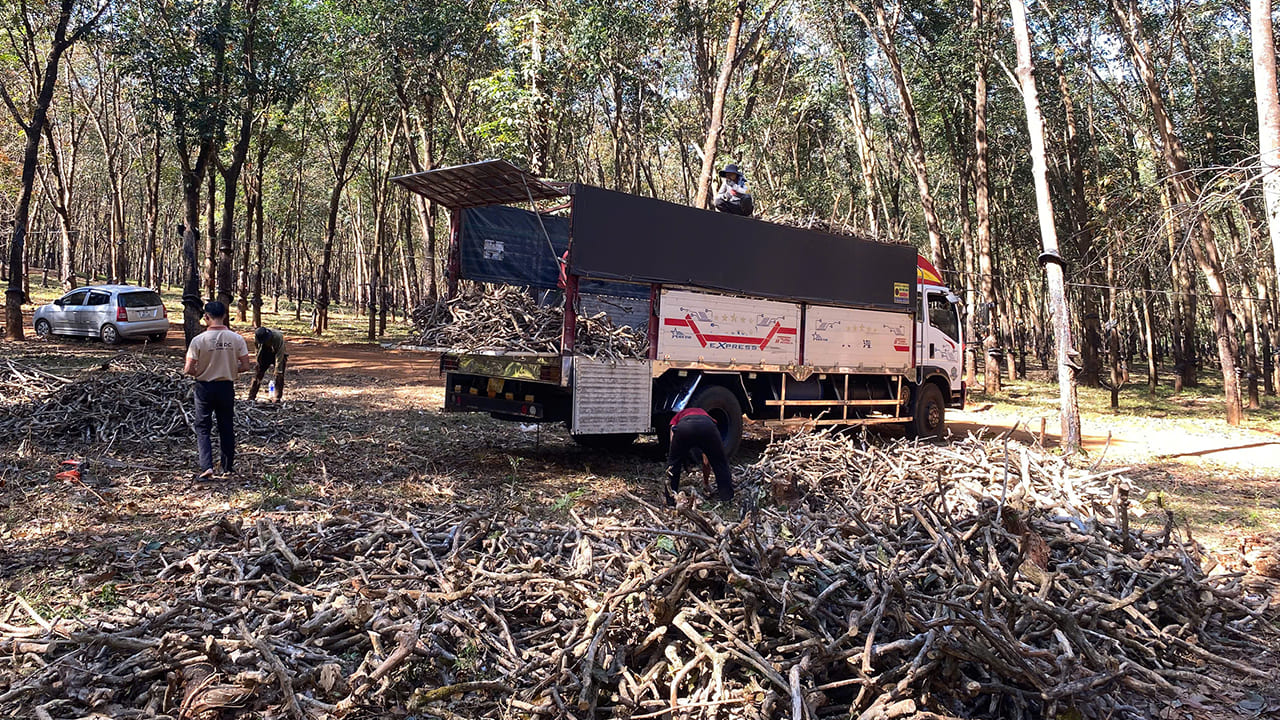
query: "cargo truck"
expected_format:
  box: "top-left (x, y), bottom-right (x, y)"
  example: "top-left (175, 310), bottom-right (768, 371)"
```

top-left (393, 160), bottom-right (965, 457)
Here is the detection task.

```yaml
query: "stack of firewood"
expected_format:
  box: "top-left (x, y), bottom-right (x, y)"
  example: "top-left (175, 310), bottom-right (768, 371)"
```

top-left (2, 430), bottom-right (1271, 719)
top-left (410, 285), bottom-right (648, 361)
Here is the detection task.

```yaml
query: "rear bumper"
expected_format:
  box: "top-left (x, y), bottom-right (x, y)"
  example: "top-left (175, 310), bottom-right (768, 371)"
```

top-left (445, 390), bottom-right (545, 419)
top-left (117, 319), bottom-right (171, 337)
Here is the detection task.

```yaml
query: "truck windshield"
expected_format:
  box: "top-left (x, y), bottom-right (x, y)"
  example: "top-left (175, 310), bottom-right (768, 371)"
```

top-left (927, 293), bottom-right (960, 342)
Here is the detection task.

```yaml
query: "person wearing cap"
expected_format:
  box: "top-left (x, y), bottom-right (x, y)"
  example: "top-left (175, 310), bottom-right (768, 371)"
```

top-left (248, 326), bottom-right (288, 402)
top-left (665, 407), bottom-right (734, 504)
top-left (713, 163), bottom-right (754, 217)
top-left (182, 301), bottom-right (252, 479)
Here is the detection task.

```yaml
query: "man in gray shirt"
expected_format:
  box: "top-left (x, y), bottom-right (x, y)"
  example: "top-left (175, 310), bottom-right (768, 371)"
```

top-left (183, 301), bottom-right (252, 479)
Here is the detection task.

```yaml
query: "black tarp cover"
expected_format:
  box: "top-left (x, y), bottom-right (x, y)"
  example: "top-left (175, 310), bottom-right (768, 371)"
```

top-left (459, 206), bottom-right (651, 303)
top-left (459, 205), bottom-right (569, 288)
top-left (568, 184), bottom-right (918, 312)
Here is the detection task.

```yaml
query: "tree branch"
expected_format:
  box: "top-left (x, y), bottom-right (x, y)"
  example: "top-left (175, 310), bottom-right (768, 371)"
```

top-left (0, 82), bottom-right (29, 131)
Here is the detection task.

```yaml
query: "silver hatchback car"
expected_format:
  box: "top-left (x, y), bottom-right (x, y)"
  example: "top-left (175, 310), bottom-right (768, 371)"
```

top-left (33, 284), bottom-right (170, 344)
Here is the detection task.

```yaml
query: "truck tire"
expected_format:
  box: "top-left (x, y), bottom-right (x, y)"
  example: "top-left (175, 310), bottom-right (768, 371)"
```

top-left (689, 385), bottom-right (744, 459)
top-left (908, 383), bottom-right (946, 439)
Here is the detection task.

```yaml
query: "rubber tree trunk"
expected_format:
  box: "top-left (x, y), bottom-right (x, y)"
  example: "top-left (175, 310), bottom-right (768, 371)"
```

top-left (973, 0), bottom-right (999, 393)
top-left (1252, 0), bottom-right (1280, 307)
top-left (252, 173), bottom-right (265, 328)
top-left (205, 171), bottom-right (218, 300)
top-left (1140, 264), bottom-right (1159, 396)
top-left (1052, 32), bottom-right (1102, 388)
top-left (181, 175), bottom-right (207, 345)
top-left (694, 0), bottom-right (746, 209)
top-left (5, 0), bottom-right (83, 340)
top-left (218, 108), bottom-right (253, 310)
top-left (1010, 0), bottom-right (1081, 452)
top-left (144, 135), bottom-right (162, 288)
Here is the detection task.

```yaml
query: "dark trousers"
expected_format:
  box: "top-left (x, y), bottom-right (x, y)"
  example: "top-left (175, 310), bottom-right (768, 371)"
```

top-left (666, 415), bottom-right (733, 501)
top-left (194, 380), bottom-right (236, 472)
top-left (248, 353), bottom-right (287, 400)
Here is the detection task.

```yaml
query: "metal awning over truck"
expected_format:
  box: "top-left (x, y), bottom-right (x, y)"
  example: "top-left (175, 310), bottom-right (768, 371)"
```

top-left (391, 160), bottom-right (918, 313)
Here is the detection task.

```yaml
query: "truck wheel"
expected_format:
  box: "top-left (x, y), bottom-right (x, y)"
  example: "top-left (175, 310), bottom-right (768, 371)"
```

top-left (573, 433), bottom-right (638, 450)
top-left (908, 383), bottom-right (946, 439)
top-left (690, 385), bottom-right (744, 459)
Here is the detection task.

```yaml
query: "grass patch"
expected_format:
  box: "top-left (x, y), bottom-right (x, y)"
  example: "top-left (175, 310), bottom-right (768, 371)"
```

top-left (235, 465), bottom-right (317, 509)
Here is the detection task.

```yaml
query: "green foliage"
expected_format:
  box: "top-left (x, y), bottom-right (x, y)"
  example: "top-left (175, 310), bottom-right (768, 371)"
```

top-left (550, 487), bottom-right (588, 512)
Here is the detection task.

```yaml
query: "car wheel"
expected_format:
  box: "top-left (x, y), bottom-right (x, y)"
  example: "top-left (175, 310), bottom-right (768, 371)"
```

top-left (689, 384), bottom-right (744, 459)
top-left (34, 319), bottom-right (52, 339)
top-left (101, 324), bottom-right (121, 345)
top-left (907, 383), bottom-right (946, 439)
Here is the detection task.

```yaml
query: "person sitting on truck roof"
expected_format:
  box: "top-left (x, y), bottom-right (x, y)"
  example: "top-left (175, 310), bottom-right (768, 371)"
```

top-left (666, 407), bottom-right (734, 504)
top-left (713, 163), bottom-right (754, 217)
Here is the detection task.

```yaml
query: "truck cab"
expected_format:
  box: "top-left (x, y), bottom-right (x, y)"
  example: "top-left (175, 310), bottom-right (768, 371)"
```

top-left (915, 255), bottom-right (966, 422)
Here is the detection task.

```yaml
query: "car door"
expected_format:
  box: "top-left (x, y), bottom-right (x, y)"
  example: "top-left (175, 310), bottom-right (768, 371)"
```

top-left (82, 290), bottom-right (112, 336)
top-left (53, 289), bottom-right (90, 334)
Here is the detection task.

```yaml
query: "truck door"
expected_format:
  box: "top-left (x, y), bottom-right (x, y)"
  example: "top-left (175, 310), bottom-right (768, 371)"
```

top-left (920, 290), bottom-right (962, 384)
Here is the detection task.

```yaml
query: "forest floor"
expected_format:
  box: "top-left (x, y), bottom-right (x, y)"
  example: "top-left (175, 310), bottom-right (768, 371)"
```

top-left (1, 331), bottom-right (1278, 718)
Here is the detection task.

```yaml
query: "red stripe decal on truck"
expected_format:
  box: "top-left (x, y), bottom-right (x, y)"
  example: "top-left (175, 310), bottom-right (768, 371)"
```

top-left (663, 316), bottom-right (798, 350)
top-left (759, 322), bottom-right (780, 350)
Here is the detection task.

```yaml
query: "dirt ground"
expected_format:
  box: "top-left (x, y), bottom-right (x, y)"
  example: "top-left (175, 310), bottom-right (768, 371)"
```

top-left (2, 334), bottom-right (1278, 718)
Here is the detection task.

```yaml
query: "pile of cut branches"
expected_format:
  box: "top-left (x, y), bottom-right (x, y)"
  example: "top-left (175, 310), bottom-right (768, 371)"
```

top-left (412, 285), bottom-right (562, 353)
top-left (411, 285), bottom-right (648, 361)
top-left (1, 432), bottom-right (1271, 720)
top-left (0, 356), bottom-right (271, 447)
top-left (575, 311), bottom-right (648, 363)
top-left (0, 358), bottom-right (71, 405)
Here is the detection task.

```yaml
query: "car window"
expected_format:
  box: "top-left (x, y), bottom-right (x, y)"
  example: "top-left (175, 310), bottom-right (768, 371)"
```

top-left (86, 291), bottom-right (110, 306)
top-left (119, 291), bottom-right (163, 308)
top-left (927, 293), bottom-right (960, 342)
top-left (61, 290), bottom-right (89, 306)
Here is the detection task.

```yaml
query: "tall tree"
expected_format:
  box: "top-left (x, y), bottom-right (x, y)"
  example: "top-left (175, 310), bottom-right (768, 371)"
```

top-left (1, 0), bottom-right (104, 340)
top-left (853, 0), bottom-right (947, 268)
top-left (311, 16), bottom-right (375, 335)
top-left (1253, 0), bottom-right (1280, 305)
top-left (120, 0), bottom-right (237, 343)
top-left (1010, 0), bottom-right (1081, 451)
top-left (693, 0), bottom-right (746, 209)
top-left (973, 0), bottom-right (999, 393)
